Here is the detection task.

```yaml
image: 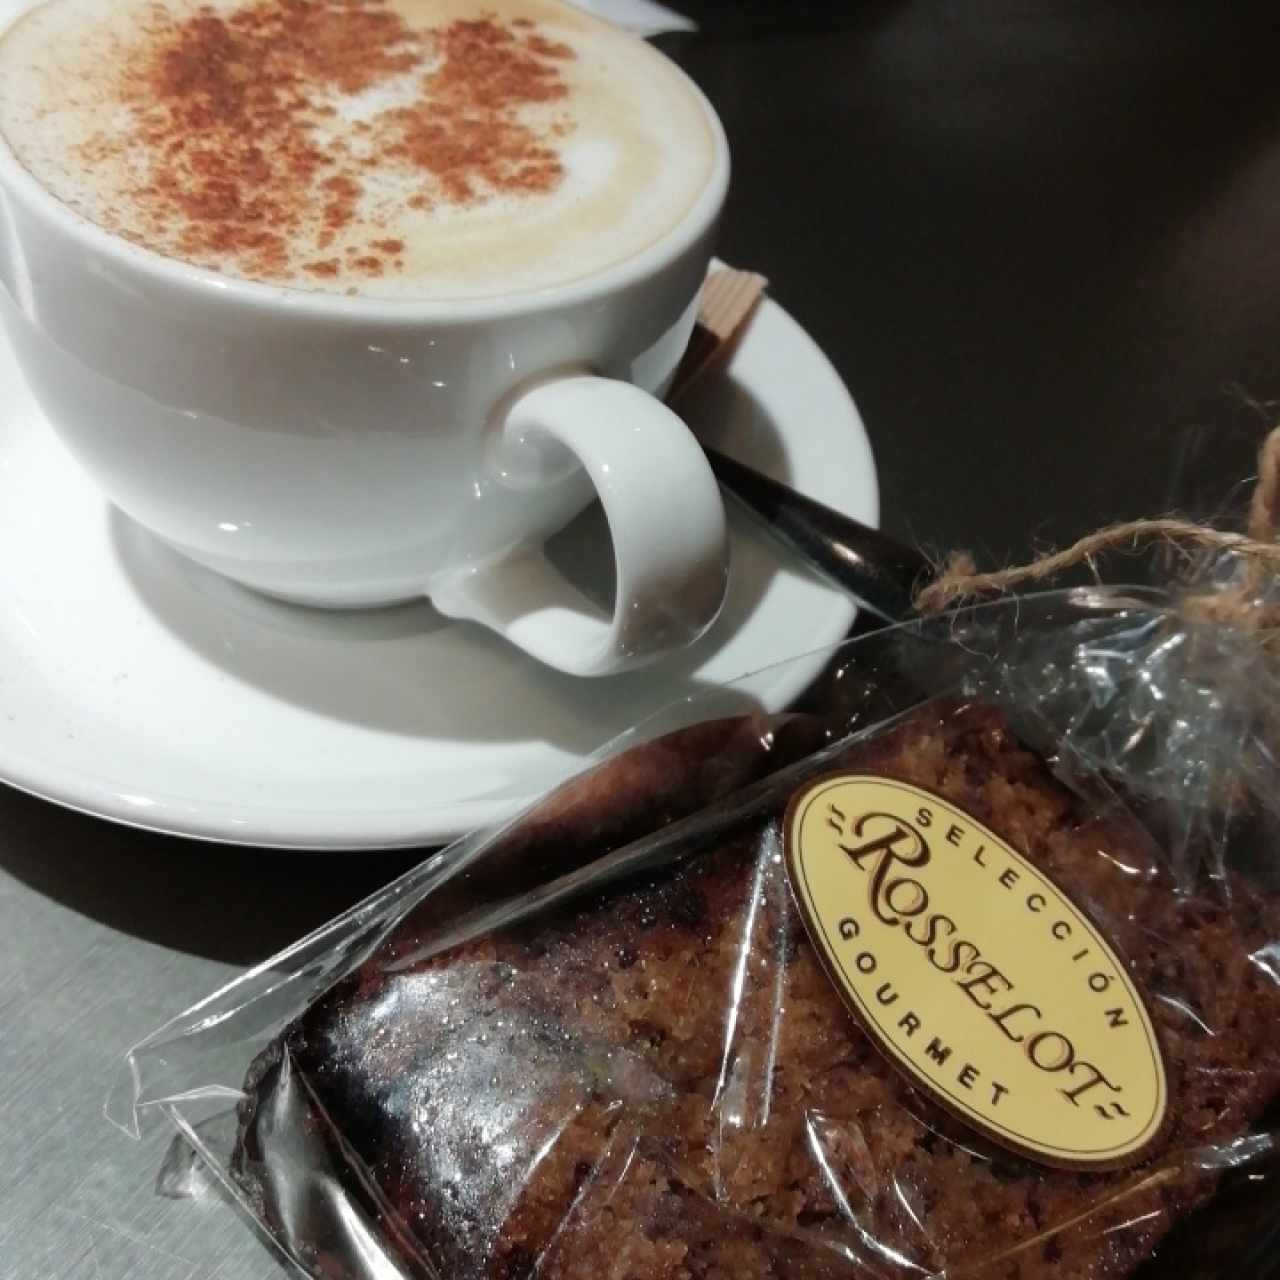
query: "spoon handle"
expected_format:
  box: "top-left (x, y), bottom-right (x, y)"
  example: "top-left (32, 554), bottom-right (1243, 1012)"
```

top-left (704, 446), bottom-right (933, 624)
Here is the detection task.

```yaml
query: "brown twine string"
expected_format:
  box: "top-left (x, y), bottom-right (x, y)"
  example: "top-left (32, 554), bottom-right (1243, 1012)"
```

top-left (1248, 426), bottom-right (1280, 543)
top-left (913, 426), bottom-right (1280, 615)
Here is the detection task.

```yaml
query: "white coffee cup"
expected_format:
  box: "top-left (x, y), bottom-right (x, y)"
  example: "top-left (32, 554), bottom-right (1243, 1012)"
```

top-left (0, 26), bottom-right (730, 678)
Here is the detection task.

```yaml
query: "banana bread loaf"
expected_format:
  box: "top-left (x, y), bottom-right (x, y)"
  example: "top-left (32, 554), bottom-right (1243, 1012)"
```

top-left (233, 700), bottom-right (1280, 1279)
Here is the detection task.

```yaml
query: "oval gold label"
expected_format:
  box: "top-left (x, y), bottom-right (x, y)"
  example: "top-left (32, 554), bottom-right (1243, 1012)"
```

top-left (784, 774), bottom-right (1168, 1169)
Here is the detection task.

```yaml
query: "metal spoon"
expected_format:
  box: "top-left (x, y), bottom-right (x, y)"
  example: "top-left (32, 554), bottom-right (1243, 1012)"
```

top-left (703, 445), bottom-right (933, 624)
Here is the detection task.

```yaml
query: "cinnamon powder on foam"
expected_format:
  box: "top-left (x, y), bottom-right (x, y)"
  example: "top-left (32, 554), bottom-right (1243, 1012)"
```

top-left (92, 0), bottom-right (576, 283)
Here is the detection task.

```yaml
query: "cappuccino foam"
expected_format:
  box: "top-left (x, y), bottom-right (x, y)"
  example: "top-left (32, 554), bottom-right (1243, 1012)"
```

top-left (0, 0), bottom-right (716, 299)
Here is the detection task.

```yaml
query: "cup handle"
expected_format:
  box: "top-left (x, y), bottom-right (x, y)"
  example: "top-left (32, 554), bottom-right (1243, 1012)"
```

top-left (430, 374), bottom-right (729, 677)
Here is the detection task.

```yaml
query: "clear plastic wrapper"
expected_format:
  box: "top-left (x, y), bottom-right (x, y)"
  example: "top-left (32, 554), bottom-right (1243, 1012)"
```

top-left (119, 581), bottom-right (1280, 1279)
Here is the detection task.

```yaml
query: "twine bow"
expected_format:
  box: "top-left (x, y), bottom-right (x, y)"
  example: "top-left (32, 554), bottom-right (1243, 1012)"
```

top-left (912, 428), bottom-right (1280, 615)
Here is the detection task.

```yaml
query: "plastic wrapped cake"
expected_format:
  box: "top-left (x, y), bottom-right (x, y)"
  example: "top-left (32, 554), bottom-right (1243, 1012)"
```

top-left (124, 588), bottom-right (1280, 1280)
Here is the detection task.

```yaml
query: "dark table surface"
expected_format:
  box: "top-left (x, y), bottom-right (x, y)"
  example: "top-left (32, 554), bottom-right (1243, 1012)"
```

top-left (5, 3), bottom-right (1280, 1276)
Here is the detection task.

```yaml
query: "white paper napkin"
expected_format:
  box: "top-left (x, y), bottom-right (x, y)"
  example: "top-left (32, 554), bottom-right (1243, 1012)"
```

top-left (569, 0), bottom-right (696, 37)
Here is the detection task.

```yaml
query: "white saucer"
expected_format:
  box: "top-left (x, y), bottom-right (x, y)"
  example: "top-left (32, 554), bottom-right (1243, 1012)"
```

top-left (0, 295), bottom-right (877, 849)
